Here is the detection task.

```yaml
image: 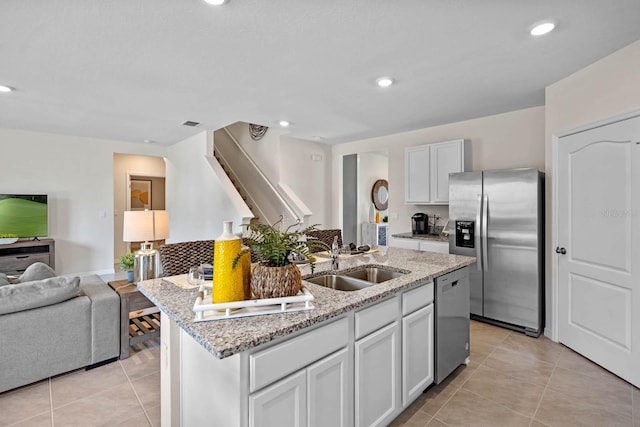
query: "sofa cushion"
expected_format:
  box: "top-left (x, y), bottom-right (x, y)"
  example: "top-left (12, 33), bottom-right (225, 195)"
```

top-left (0, 276), bottom-right (81, 315)
top-left (0, 273), bottom-right (9, 287)
top-left (18, 262), bottom-right (57, 283)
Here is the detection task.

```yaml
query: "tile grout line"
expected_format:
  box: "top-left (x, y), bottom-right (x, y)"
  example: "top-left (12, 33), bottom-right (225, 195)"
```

top-left (119, 359), bottom-right (153, 426)
top-left (527, 344), bottom-right (564, 427)
top-left (427, 328), bottom-right (510, 423)
top-left (462, 330), bottom-right (548, 423)
top-left (49, 378), bottom-right (54, 427)
top-left (541, 348), bottom-right (635, 423)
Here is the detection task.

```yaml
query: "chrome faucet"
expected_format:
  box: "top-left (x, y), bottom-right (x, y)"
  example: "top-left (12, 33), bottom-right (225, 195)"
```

top-left (331, 236), bottom-right (339, 270)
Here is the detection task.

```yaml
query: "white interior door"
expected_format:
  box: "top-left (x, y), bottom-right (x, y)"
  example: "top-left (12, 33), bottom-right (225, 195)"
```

top-left (557, 114), bottom-right (640, 388)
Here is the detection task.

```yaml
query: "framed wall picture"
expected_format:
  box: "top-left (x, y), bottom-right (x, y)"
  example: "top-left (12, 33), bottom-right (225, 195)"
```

top-left (131, 179), bottom-right (152, 210)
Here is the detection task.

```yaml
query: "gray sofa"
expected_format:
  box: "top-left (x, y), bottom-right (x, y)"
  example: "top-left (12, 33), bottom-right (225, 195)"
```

top-left (0, 272), bottom-right (120, 393)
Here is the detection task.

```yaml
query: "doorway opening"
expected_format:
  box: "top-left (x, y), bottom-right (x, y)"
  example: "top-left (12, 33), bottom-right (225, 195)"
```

top-left (113, 154), bottom-right (167, 269)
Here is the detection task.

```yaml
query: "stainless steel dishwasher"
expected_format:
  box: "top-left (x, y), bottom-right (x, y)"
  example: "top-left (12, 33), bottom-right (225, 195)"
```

top-left (434, 266), bottom-right (470, 383)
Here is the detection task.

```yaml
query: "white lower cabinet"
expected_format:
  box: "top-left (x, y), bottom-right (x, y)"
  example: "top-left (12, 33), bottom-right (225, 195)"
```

top-left (250, 370), bottom-right (307, 427)
top-left (308, 348), bottom-right (350, 427)
top-left (249, 317), bottom-right (351, 427)
top-left (402, 304), bottom-right (434, 406)
top-left (389, 237), bottom-right (420, 250)
top-left (249, 348), bottom-right (350, 427)
top-left (418, 240), bottom-right (449, 254)
top-left (162, 282), bottom-right (435, 427)
top-left (390, 237), bottom-right (448, 253)
top-left (355, 321), bottom-right (400, 427)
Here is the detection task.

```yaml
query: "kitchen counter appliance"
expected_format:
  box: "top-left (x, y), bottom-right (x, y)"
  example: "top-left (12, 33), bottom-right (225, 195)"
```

top-left (411, 212), bottom-right (428, 234)
top-left (434, 266), bottom-right (470, 383)
top-left (448, 168), bottom-right (544, 337)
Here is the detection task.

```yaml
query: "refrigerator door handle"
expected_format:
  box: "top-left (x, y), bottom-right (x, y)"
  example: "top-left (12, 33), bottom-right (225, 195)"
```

top-left (482, 194), bottom-right (489, 271)
top-left (475, 194), bottom-right (483, 271)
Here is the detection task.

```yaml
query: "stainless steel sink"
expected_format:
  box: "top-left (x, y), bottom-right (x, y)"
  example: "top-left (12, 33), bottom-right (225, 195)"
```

top-left (341, 266), bottom-right (406, 283)
top-left (304, 274), bottom-right (372, 292)
top-left (304, 266), bottom-right (407, 291)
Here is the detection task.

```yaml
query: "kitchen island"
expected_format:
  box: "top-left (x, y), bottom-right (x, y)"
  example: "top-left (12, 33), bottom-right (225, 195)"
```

top-left (138, 247), bottom-right (474, 427)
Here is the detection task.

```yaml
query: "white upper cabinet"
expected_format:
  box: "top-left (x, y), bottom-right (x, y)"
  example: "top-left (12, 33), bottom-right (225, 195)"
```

top-left (405, 139), bottom-right (470, 204)
top-left (405, 145), bottom-right (430, 204)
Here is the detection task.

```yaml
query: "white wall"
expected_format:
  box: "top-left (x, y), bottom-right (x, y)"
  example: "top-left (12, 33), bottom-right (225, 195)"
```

top-left (224, 122), bottom-right (332, 228)
top-left (113, 153), bottom-right (166, 262)
top-left (279, 135), bottom-right (332, 227)
top-left (166, 132), bottom-right (245, 242)
top-left (226, 122), bottom-right (284, 184)
top-left (544, 39), bottom-right (640, 340)
top-left (331, 106), bottom-right (546, 237)
top-left (0, 128), bottom-right (166, 275)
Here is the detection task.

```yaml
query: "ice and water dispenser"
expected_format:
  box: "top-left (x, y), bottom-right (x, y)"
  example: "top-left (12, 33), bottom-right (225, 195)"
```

top-left (455, 221), bottom-right (475, 248)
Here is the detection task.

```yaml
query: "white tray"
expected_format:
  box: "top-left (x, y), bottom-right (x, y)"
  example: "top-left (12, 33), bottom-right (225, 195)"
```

top-left (193, 284), bottom-right (314, 322)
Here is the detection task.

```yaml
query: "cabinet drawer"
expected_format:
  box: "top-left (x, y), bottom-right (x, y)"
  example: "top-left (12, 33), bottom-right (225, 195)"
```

top-left (418, 240), bottom-right (449, 254)
top-left (355, 296), bottom-right (399, 340)
top-left (389, 238), bottom-right (420, 251)
top-left (0, 253), bottom-right (49, 273)
top-left (402, 281), bottom-right (434, 316)
top-left (250, 317), bottom-right (348, 392)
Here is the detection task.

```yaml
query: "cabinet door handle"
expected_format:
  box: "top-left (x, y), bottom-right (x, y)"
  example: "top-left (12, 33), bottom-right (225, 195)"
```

top-left (451, 280), bottom-right (459, 287)
top-left (16, 255), bottom-right (29, 259)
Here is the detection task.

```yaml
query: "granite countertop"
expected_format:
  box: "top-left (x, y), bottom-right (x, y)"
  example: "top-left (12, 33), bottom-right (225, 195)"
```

top-left (137, 247), bottom-right (474, 360)
top-left (392, 231), bottom-right (449, 242)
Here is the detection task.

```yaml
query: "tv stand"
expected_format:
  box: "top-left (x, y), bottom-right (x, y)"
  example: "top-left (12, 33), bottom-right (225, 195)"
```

top-left (0, 239), bottom-right (55, 275)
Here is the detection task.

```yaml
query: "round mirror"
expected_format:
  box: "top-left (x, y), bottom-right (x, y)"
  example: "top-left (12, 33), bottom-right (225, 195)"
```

top-left (371, 179), bottom-right (389, 211)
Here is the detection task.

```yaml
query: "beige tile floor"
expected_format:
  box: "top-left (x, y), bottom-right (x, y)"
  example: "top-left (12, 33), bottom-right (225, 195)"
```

top-left (1, 320), bottom-right (638, 426)
top-left (0, 340), bottom-right (160, 427)
top-left (391, 321), bottom-right (640, 427)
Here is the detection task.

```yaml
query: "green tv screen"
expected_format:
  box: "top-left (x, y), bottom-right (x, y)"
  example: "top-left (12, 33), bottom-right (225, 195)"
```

top-left (0, 195), bottom-right (48, 238)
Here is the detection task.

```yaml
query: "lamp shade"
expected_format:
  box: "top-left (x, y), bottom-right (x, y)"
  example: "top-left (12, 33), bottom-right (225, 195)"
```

top-left (123, 210), bottom-right (170, 242)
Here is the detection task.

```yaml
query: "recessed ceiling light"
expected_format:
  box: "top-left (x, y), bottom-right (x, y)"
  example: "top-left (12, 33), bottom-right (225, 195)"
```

top-left (376, 77), bottom-right (394, 88)
top-left (143, 139), bottom-right (154, 144)
top-left (279, 120), bottom-right (291, 128)
top-left (530, 21), bottom-right (556, 36)
top-left (204, 0), bottom-right (226, 5)
top-left (0, 85), bottom-right (13, 93)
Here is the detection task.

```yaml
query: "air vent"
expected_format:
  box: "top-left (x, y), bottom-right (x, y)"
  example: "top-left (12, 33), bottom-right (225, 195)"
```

top-left (182, 120), bottom-right (200, 127)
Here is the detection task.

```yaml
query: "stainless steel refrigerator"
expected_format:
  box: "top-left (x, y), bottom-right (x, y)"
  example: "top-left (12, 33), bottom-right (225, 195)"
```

top-left (448, 168), bottom-right (544, 337)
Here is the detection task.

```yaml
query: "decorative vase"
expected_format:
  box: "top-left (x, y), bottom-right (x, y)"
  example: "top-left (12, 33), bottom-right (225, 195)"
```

top-left (127, 270), bottom-right (134, 283)
top-left (250, 263), bottom-right (302, 299)
top-left (213, 221), bottom-right (245, 304)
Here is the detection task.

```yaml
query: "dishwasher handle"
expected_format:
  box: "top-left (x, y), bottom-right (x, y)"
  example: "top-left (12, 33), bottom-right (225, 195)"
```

top-left (441, 280), bottom-right (459, 292)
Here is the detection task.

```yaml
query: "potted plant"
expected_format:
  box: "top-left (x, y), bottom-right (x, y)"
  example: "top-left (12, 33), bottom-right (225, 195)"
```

top-left (119, 252), bottom-right (135, 282)
top-left (233, 219), bottom-right (328, 299)
top-left (0, 233), bottom-right (19, 245)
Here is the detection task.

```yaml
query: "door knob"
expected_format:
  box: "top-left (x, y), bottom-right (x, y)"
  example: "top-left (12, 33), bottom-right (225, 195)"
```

top-left (555, 247), bottom-right (566, 255)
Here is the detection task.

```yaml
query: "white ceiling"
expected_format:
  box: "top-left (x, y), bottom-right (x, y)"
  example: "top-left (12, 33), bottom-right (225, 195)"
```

top-left (2, 1), bottom-right (640, 146)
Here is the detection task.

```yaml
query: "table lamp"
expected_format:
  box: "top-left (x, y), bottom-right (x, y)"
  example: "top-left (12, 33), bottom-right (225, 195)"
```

top-left (123, 210), bottom-right (170, 283)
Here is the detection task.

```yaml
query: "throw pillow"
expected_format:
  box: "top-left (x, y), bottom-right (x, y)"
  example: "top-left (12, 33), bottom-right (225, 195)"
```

top-left (0, 273), bottom-right (9, 287)
top-left (18, 262), bottom-right (57, 283)
top-left (0, 276), bottom-right (81, 315)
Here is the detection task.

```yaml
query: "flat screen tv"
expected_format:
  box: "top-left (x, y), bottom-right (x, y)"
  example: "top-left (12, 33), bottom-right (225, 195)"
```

top-left (0, 195), bottom-right (48, 238)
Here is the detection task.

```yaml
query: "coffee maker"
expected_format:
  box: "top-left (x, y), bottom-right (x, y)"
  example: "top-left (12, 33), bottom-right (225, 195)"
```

top-left (411, 213), bottom-right (428, 235)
